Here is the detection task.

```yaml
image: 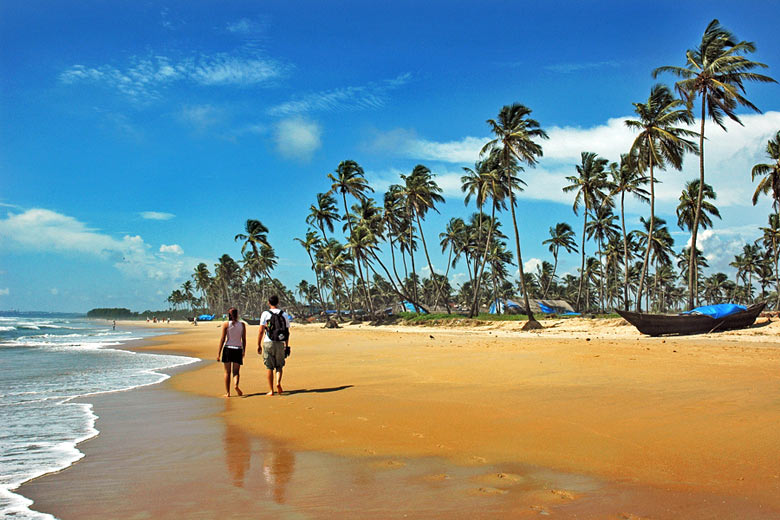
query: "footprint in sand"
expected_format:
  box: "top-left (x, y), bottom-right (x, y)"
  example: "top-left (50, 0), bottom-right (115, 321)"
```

top-left (531, 505), bottom-right (551, 516)
top-left (476, 472), bottom-right (525, 487)
top-left (470, 456), bottom-right (487, 464)
top-left (423, 473), bottom-right (449, 482)
top-left (470, 487), bottom-right (508, 496)
top-left (412, 432), bottom-right (424, 438)
top-left (373, 460), bottom-right (406, 470)
top-left (551, 489), bottom-right (575, 500)
top-left (363, 448), bottom-right (376, 455)
top-left (357, 416), bottom-right (368, 421)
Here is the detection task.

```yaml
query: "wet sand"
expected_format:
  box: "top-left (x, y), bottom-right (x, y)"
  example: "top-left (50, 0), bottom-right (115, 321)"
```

top-left (20, 318), bottom-right (780, 518)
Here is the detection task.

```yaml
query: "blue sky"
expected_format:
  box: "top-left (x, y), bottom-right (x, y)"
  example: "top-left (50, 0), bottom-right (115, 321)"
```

top-left (1, 1), bottom-right (779, 312)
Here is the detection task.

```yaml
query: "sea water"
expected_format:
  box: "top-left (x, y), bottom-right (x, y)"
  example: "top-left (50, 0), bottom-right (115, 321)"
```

top-left (0, 315), bottom-right (199, 519)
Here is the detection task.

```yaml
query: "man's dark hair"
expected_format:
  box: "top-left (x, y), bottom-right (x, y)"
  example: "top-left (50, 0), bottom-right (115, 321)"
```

top-left (268, 295), bottom-right (279, 306)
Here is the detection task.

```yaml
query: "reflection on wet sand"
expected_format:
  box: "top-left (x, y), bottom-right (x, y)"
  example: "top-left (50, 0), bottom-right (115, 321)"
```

top-left (262, 440), bottom-right (295, 504)
top-left (224, 421), bottom-right (252, 487)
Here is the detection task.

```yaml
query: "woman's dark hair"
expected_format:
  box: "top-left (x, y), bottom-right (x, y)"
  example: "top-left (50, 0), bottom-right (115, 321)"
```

top-left (268, 295), bottom-right (279, 306)
top-left (227, 307), bottom-right (238, 321)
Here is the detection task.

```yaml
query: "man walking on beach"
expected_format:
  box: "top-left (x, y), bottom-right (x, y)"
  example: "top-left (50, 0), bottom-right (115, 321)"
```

top-left (258, 295), bottom-right (290, 396)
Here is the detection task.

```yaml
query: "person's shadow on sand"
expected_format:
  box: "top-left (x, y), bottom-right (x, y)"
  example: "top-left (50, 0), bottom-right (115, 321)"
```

top-left (243, 385), bottom-right (353, 398)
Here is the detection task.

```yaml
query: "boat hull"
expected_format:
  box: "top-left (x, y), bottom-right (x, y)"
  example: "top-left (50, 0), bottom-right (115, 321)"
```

top-left (616, 303), bottom-right (766, 336)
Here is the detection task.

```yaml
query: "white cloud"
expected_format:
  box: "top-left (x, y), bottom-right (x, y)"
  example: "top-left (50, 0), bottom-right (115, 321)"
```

top-left (0, 288), bottom-right (9, 296)
top-left (268, 73), bottom-right (411, 116)
top-left (140, 211), bottom-right (175, 221)
top-left (159, 244), bottom-right (183, 255)
top-left (0, 208), bottom-right (196, 281)
top-left (226, 18), bottom-right (267, 35)
top-left (273, 117), bottom-right (322, 160)
top-left (178, 104), bottom-right (223, 131)
top-left (524, 257), bottom-right (543, 273)
top-left (60, 52), bottom-right (289, 101)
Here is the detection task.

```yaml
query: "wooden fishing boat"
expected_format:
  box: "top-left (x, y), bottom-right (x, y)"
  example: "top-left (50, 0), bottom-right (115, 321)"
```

top-left (244, 318), bottom-right (261, 325)
top-left (616, 302), bottom-right (766, 337)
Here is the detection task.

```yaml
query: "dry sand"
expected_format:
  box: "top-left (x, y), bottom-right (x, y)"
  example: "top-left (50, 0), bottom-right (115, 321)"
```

top-left (22, 317), bottom-right (780, 518)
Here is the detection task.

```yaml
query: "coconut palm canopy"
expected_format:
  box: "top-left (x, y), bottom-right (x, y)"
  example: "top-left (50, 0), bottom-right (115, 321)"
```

top-left (1, 5), bottom-right (778, 312)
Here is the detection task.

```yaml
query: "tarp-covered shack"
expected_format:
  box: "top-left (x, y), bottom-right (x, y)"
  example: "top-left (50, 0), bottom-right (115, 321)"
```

top-left (489, 299), bottom-right (576, 315)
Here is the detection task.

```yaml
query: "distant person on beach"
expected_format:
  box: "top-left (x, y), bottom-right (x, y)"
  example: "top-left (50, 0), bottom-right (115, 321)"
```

top-left (258, 295), bottom-right (290, 396)
top-left (217, 307), bottom-right (246, 397)
top-left (112, 320), bottom-right (116, 330)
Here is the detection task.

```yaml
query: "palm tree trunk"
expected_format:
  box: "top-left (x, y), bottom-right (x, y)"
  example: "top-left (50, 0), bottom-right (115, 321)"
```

top-left (415, 213), bottom-right (450, 314)
top-left (598, 242), bottom-right (605, 313)
top-left (408, 219), bottom-right (421, 313)
top-left (469, 204), bottom-right (496, 318)
top-left (542, 253), bottom-right (558, 299)
top-left (620, 192), bottom-right (630, 311)
top-left (576, 213), bottom-right (588, 311)
top-left (508, 189), bottom-right (539, 328)
top-left (636, 161), bottom-right (655, 312)
top-left (367, 251), bottom-right (429, 313)
top-left (688, 101), bottom-right (707, 311)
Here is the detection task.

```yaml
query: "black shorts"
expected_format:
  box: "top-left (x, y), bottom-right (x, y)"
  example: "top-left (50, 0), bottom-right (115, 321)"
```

top-left (221, 346), bottom-right (244, 365)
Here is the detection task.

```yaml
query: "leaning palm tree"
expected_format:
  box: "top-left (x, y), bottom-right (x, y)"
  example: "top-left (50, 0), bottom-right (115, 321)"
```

top-left (234, 219), bottom-right (270, 259)
top-left (307, 192), bottom-right (341, 241)
top-left (563, 151), bottom-right (609, 311)
top-left (609, 153), bottom-right (650, 310)
top-left (328, 160), bottom-right (374, 312)
top-left (482, 103), bottom-right (548, 328)
top-left (653, 18), bottom-right (776, 309)
top-left (751, 130), bottom-right (780, 212)
top-left (541, 222), bottom-right (578, 299)
top-left (192, 263), bottom-right (213, 311)
top-left (295, 230), bottom-right (326, 310)
top-left (625, 84), bottom-right (698, 311)
top-left (462, 149), bottom-right (509, 317)
top-left (401, 165), bottom-right (448, 312)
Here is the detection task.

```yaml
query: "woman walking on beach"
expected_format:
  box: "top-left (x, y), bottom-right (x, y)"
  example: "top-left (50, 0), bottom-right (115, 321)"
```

top-left (217, 307), bottom-right (246, 397)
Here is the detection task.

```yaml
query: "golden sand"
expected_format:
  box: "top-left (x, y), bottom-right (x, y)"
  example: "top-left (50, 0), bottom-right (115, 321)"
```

top-left (132, 317), bottom-right (780, 514)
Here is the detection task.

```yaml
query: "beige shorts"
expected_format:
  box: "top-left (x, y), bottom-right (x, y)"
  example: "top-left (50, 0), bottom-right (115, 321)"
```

top-left (262, 341), bottom-right (286, 370)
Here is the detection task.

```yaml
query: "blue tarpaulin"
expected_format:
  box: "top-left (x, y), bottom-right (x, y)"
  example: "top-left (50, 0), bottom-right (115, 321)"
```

top-left (682, 303), bottom-right (746, 319)
top-left (489, 299), bottom-right (521, 314)
top-left (402, 301), bottom-right (427, 313)
top-left (197, 314), bottom-right (215, 321)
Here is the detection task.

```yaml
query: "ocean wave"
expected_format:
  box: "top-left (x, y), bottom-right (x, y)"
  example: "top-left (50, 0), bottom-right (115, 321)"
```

top-left (0, 323), bottom-right (199, 520)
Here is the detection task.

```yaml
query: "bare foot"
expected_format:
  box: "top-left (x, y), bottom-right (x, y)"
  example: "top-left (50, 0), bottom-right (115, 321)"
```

top-left (223, 393), bottom-right (231, 398)
top-left (276, 384), bottom-right (284, 394)
top-left (265, 391), bottom-right (275, 396)
top-left (234, 387), bottom-right (243, 396)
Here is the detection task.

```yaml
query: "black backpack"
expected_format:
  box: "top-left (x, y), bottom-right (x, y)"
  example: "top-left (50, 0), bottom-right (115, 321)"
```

top-left (266, 310), bottom-right (289, 342)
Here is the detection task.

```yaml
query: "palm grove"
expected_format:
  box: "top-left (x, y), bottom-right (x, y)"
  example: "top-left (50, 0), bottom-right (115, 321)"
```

top-left (168, 20), bottom-right (778, 319)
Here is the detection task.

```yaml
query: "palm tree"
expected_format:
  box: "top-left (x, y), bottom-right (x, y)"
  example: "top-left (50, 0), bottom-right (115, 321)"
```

top-left (439, 217), bottom-right (467, 302)
top-left (654, 19), bottom-right (776, 309)
top-left (402, 165), bottom-right (448, 312)
top-left (752, 131), bottom-right (780, 212)
top-left (328, 160), bottom-right (374, 313)
top-left (585, 204), bottom-right (620, 312)
top-left (461, 150), bottom-right (509, 316)
top-left (234, 219), bottom-right (270, 260)
top-left (563, 151), bottom-right (609, 311)
top-left (307, 192), bottom-right (340, 240)
top-left (609, 154), bottom-right (650, 310)
top-left (482, 103), bottom-right (549, 328)
top-left (676, 179), bottom-right (721, 232)
top-left (192, 263), bottom-right (213, 311)
top-left (295, 230), bottom-right (326, 310)
top-left (760, 213), bottom-right (780, 309)
top-left (625, 84), bottom-right (698, 311)
top-left (541, 222), bottom-right (577, 299)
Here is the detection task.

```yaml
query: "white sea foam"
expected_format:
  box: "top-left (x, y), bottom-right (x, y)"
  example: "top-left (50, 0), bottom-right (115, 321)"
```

top-left (0, 317), bottom-right (199, 519)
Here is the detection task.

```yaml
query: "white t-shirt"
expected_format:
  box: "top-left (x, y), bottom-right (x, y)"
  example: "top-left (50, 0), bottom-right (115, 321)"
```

top-left (260, 309), bottom-right (291, 341)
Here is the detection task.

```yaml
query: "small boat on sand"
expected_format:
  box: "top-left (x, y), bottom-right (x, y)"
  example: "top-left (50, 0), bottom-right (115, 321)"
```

top-left (617, 302), bottom-right (766, 337)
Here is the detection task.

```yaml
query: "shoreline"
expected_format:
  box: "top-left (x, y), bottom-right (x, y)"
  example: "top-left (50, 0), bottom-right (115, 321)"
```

top-left (20, 319), bottom-right (780, 518)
